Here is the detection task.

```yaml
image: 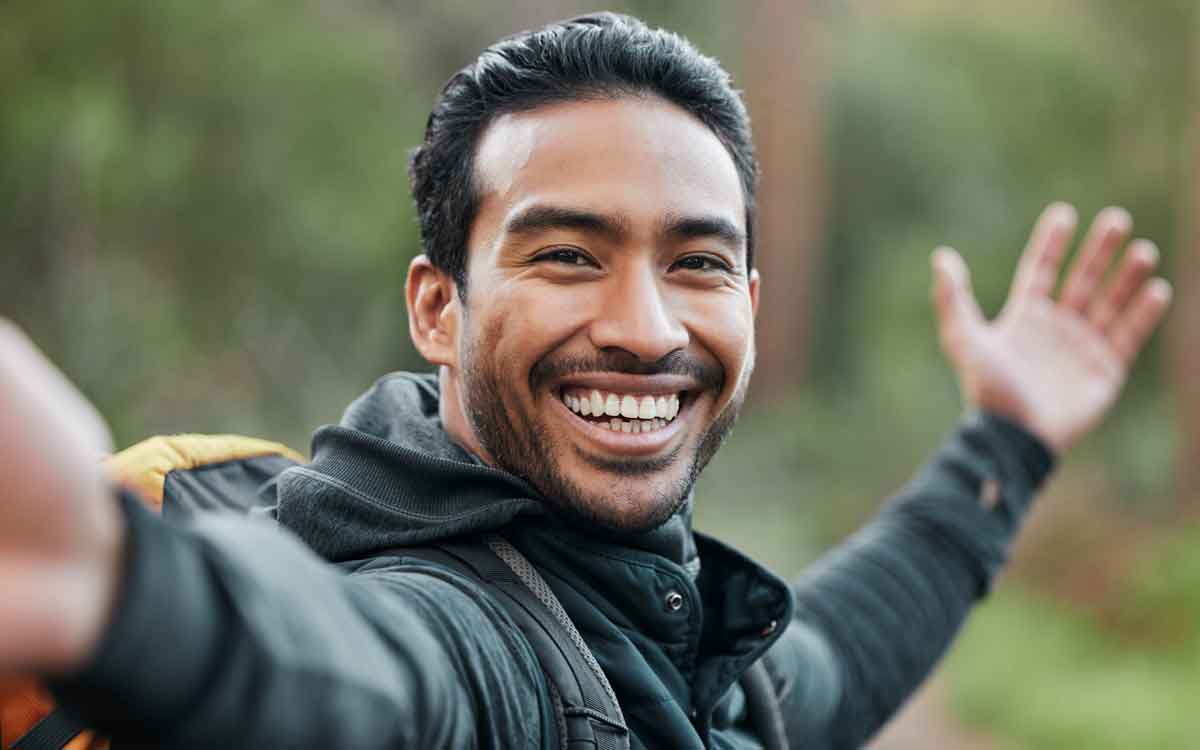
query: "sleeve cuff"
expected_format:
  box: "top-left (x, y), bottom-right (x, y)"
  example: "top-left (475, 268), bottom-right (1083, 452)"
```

top-left (888, 408), bottom-right (1058, 597)
top-left (969, 409), bottom-right (1056, 489)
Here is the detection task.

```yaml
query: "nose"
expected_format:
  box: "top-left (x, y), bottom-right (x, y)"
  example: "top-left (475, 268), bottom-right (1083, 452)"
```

top-left (588, 262), bottom-right (688, 362)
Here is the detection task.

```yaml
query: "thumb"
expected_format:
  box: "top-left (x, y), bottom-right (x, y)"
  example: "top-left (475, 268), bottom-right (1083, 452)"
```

top-left (0, 319), bottom-right (113, 456)
top-left (931, 246), bottom-right (985, 345)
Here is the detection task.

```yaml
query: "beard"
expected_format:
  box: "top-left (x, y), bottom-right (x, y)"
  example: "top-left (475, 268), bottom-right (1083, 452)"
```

top-left (457, 317), bottom-right (751, 534)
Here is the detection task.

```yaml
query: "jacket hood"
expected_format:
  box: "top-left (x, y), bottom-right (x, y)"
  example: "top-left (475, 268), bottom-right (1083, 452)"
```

top-left (274, 372), bottom-right (698, 571)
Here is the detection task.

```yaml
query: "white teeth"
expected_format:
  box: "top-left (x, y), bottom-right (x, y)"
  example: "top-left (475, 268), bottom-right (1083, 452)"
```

top-left (615, 418), bottom-right (669, 434)
top-left (588, 415), bottom-right (676, 433)
top-left (564, 389), bottom-right (684, 424)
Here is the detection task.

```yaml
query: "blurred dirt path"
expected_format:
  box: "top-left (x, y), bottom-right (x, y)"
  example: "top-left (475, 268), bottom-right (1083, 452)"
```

top-left (870, 673), bottom-right (996, 750)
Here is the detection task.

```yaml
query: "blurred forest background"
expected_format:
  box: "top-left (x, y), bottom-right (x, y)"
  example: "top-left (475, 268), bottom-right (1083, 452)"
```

top-left (2, 0), bottom-right (1197, 746)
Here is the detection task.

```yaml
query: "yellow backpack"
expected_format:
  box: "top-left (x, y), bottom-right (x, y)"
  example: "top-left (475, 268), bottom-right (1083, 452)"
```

top-left (0, 435), bottom-right (304, 750)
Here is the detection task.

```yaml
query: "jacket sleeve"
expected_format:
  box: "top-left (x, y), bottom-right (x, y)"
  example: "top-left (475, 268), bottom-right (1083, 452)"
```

top-left (48, 493), bottom-right (548, 749)
top-left (767, 411), bottom-right (1054, 750)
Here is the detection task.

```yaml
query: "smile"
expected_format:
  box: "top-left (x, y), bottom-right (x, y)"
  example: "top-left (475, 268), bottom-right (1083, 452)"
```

top-left (559, 388), bottom-right (684, 433)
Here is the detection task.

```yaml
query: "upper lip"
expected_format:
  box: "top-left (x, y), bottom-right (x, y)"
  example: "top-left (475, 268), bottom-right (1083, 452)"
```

top-left (550, 372), bottom-right (698, 395)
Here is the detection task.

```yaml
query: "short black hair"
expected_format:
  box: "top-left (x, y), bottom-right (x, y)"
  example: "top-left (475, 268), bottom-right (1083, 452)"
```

top-left (408, 12), bottom-right (758, 296)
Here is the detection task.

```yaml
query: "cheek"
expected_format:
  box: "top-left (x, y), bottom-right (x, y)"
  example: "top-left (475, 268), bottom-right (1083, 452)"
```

top-left (476, 282), bottom-right (594, 374)
top-left (676, 292), bottom-right (756, 391)
top-left (715, 320), bottom-right (755, 386)
top-left (497, 281), bottom-right (595, 343)
top-left (677, 290), bottom-right (754, 350)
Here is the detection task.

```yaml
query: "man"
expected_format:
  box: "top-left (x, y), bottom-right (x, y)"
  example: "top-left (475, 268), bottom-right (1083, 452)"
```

top-left (0, 12), bottom-right (1172, 749)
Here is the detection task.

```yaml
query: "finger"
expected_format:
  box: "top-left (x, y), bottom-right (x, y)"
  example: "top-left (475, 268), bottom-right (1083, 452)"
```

top-left (1108, 278), bottom-right (1173, 365)
top-left (1059, 206), bottom-right (1132, 313)
top-left (931, 247), bottom-right (985, 352)
top-left (1088, 239), bottom-right (1159, 333)
top-left (1008, 202), bottom-right (1078, 303)
top-left (0, 319), bottom-right (113, 454)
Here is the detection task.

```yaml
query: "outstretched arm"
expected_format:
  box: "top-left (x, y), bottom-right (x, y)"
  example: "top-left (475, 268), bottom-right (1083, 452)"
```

top-left (773, 204), bottom-right (1171, 749)
top-left (0, 322), bottom-right (544, 748)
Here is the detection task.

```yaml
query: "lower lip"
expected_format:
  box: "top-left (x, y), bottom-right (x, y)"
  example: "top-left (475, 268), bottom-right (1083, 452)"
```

top-left (552, 395), bottom-right (685, 456)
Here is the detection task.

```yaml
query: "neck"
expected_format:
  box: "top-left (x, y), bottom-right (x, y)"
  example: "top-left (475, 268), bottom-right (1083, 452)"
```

top-left (437, 365), bottom-right (496, 466)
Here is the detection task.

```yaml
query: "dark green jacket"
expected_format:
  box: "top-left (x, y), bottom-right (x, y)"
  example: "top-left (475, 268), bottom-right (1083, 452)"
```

top-left (54, 372), bottom-right (1053, 749)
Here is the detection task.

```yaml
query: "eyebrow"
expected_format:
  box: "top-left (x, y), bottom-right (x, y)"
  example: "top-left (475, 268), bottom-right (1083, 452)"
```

top-left (660, 213), bottom-right (746, 250)
top-left (505, 205), bottom-right (630, 242)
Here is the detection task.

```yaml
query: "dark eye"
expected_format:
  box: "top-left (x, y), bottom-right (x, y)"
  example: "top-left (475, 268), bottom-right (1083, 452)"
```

top-left (673, 254), bottom-right (731, 273)
top-left (538, 248), bottom-right (594, 266)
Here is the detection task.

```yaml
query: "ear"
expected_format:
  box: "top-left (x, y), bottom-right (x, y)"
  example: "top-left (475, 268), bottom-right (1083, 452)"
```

top-left (748, 268), bottom-right (761, 318)
top-left (406, 255), bottom-right (460, 367)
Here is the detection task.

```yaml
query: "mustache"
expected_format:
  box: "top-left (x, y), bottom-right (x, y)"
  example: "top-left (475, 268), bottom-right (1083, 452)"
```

top-left (529, 350), bottom-right (724, 393)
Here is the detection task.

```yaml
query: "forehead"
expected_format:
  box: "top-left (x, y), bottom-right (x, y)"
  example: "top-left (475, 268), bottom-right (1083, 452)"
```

top-left (471, 96), bottom-right (745, 238)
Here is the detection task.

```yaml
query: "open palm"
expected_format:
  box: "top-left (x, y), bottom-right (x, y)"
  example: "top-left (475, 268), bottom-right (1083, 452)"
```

top-left (933, 204), bottom-right (1173, 455)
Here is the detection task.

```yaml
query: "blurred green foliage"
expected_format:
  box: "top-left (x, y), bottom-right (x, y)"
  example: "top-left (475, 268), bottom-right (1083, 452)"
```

top-left (696, 0), bottom-right (1194, 564)
top-left (948, 525), bottom-right (1200, 747)
top-left (1, 0), bottom-right (429, 445)
top-left (2, 1), bottom-right (1194, 745)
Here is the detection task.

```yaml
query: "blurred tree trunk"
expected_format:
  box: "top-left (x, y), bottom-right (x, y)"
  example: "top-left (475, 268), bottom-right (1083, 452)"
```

top-left (1172, 111), bottom-right (1200, 514)
top-left (1170, 9), bottom-right (1200, 515)
top-left (743, 0), bottom-right (826, 401)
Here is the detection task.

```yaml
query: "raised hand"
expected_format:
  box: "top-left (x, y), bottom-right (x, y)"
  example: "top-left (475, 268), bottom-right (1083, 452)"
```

top-left (0, 321), bottom-right (124, 673)
top-left (932, 203), bottom-right (1173, 455)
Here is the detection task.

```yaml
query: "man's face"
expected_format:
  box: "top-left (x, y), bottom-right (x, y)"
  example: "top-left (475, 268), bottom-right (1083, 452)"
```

top-left (445, 96), bottom-right (758, 533)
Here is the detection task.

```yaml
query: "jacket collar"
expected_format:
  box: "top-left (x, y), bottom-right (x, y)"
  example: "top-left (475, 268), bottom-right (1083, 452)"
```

top-left (275, 371), bottom-right (794, 739)
top-left (277, 371), bottom-right (702, 572)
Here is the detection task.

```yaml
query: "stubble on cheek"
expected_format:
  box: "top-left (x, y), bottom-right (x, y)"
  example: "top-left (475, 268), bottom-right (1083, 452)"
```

top-left (694, 337), bottom-right (754, 476)
top-left (456, 312), bottom-right (751, 534)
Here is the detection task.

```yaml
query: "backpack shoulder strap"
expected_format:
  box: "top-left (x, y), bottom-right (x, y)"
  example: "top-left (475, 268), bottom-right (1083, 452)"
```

top-left (5, 706), bottom-right (87, 750)
top-left (399, 535), bottom-right (630, 750)
top-left (739, 658), bottom-right (789, 750)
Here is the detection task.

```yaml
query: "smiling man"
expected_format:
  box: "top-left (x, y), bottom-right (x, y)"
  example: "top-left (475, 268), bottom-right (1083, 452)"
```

top-left (419, 95), bottom-right (756, 533)
top-left (0, 12), bottom-right (1173, 750)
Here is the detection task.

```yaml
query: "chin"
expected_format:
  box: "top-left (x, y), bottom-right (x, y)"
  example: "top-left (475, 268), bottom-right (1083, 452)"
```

top-left (535, 451), bottom-right (696, 534)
